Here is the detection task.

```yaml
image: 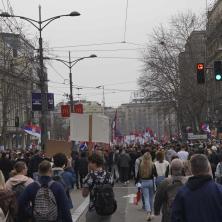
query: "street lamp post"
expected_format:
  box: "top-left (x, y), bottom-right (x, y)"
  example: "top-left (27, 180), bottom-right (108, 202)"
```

top-left (45, 52), bottom-right (97, 112)
top-left (96, 85), bottom-right (105, 114)
top-left (0, 6), bottom-right (80, 150)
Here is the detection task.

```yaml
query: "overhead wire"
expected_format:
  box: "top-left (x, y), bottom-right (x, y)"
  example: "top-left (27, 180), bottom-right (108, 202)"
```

top-left (124, 0), bottom-right (129, 42)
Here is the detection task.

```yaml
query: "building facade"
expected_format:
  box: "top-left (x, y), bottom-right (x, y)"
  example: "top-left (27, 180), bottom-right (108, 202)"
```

top-left (0, 33), bottom-right (40, 148)
top-left (206, 0), bottom-right (222, 131)
top-left (115, 98), bottom-right (176, 139)
top-left (178, 31), bottom-right (207, 133)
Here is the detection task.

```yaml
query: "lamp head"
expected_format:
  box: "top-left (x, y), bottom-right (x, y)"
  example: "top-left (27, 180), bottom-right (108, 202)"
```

top-left (0, 12), bottom-right (11, 17)
top-left (69, 11), bottom-right (81, 17)
top-left (89, 54), bottom-right (97, 58)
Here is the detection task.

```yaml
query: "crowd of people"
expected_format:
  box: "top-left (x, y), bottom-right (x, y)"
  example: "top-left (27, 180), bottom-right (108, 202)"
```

top-left (0, 141), bottom-right (222, 221)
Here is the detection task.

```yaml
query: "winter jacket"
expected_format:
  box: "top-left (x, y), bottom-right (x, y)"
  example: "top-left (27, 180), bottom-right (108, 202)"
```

top-left (118, 153), bottom-right (131, 168)
top-left (78, 157), bottom-right (89, 175)
top-left (0, 189), bottom-right (17, 222)
top-left (154, 176), bottom-right (187, 222)
top-left (6, 175), bottom-right (33, 191)
top-left (0, 157), bottom-right (13, 181)
top-left (171, 175), bottom-right (222, 222)
top-left (52, 167), bottom-right (74, 209)
top-left (27, 154), bottom-right (43, 178)
top-left (18, 176), bottom-right (72, 222)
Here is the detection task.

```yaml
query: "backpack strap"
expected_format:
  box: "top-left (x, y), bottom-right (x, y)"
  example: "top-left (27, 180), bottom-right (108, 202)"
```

top-left (48, 180), bottom-right (55, 188)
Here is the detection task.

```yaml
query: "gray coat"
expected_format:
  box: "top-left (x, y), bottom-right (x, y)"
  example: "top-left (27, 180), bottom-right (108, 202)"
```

top-left (154, 176), bottom-right (188, 222)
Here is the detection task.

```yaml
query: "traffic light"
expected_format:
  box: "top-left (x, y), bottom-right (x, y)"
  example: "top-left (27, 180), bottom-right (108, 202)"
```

top-left (214, 61), bottom-right (222, 81)
top-left (196, 63), bottom-right (205, 84)
top-left (15, 116), bottom-right (19, 127)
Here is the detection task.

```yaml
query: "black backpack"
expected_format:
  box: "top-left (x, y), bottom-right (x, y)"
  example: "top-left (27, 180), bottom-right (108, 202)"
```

top-left (12, 181), bottom-right (26, 198)
top-left (92, 173), bottom-right (117, 216)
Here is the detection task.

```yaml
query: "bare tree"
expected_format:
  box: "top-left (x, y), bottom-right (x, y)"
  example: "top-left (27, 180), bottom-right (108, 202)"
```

top-left (139, 11), bottom-right (205, 134)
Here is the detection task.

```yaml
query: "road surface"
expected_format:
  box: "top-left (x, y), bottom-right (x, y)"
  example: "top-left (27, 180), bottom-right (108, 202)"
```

top-left (71, 184), bottom-right (161, 222)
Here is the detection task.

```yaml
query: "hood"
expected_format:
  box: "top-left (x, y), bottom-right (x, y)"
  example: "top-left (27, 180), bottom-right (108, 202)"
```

top-left (7, 175), bottom-right (30, 186)
top-left (186, 175), bottom-right (212, 191)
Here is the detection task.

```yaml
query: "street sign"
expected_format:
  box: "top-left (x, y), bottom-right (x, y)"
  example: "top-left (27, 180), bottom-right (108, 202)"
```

top-left (32, 93), bottom-right (54, 111)
top-left (32, 93), bottom-right (42, 111)
top-left (61, 105), bottom-right (70, 117)
top-left (188, 133), bottom-right (207, 140)
top-left (74, 103), bottom-right (83, 114)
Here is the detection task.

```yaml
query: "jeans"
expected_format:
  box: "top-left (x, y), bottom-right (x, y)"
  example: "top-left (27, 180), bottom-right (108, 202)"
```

top-left (141, 179), bottom-right (154, 213)
top-left (111, 164), bottom-right (119, 181)
top-left (156, 176), bottom-right (165, 187)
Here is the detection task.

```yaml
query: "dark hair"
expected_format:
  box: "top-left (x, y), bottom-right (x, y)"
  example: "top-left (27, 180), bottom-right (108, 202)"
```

top-left (88, 154), bottom-right (103, 167)
top-left (190, 154), bottom-right (209, 176)
top-left (53, 153), bottom-right (68, 167)
top-left (14, 161), bottom-right (27, 173)
top-left (39, 160), bottom-right (51, 175)
top-left (156, 151), bottom-right (164, 163)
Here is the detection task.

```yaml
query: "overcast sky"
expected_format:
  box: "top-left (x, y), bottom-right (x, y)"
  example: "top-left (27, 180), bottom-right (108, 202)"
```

top-left (2, 0), bottom-right (213, 107)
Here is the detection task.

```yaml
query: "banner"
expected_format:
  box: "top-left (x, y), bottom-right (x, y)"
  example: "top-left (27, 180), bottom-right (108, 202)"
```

top-left (70, 113), bottom-right (110, 144)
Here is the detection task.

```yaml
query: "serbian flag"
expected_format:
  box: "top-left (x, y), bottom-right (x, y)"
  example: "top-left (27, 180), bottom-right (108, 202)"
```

top-left (201, 123), bottom-right (211, 133)
top-left (23, 123), bottom-right (41, 138)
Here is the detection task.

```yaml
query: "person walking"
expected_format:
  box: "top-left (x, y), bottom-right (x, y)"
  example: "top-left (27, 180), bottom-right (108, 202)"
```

top-left (154, 159), bottom-right (187, 222)
top-left (6, 161), bottom-right (33, 197)
top-left (177, 145), bottom-right (189, 161)
top-left (0, 152), bottom-right (13, 181)
top-left (139, 152), bottom-right (157, 221)
top-left (171, 154), bottom-right (222, 222)
top-left (0, 170), bottom-right (17, 222)
top-left (215, 154), bottom-right (222, 184)
top-left (52, 153), bottom-right (74, 209)
top-left (27, 150), bottom-right (43, 179)
top-left (82, 153), bottom-right (116, 222)
top-left (154, 151), bottom-right (169, 187)
top-left (118, 149), bottom-right (131, 185)
top-left (78, 152), bottom-right (89, 188)
top-left (18, 160), bottom-right (72, 222)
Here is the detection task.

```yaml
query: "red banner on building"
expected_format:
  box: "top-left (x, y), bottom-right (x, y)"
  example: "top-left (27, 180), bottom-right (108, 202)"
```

top-left (61, 105), bottom-right (70, 117)
top-left (74, 104), bottom-right (83, 114)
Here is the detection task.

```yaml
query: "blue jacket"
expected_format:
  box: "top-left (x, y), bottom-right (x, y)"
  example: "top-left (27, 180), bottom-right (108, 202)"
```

top-left (18, 176), bottom-right (72, 222)
top-left (171, 175), bottom-right (222, 222)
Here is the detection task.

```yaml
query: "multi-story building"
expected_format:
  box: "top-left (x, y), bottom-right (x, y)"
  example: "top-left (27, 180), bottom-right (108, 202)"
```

top-left (206, 0), bottom-right (222, 130)
top-left (115, 98), bottom-right (176, 139)
top-left (178, 31), bottom-right (207, 133)
top-left (0, 33), bottom-right (40, 148)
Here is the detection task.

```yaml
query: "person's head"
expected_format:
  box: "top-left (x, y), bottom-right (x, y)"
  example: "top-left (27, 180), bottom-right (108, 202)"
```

top-left (88, 153), bottom-right (103, 171)
top-left (190, 154), bottom-right (211, 176)
top-left (156, 150), bottom-right (164, 163)
top-left (0, 170), bottom-right (5, 189)
top-left (38, 160), bottom-right (52, 176)
top-left (13, 161), bottom-right (28, 176)
top-left (171, 159), bottom-right (184, 176)
top-left (53, 153), bottom-right (68, 168)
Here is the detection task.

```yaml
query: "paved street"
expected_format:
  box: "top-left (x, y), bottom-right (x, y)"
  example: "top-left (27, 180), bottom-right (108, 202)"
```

top-left (71, 184), bottom-right (161, 222)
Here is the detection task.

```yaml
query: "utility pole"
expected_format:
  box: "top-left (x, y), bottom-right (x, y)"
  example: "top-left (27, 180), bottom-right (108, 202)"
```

top-left (69, 51), bottom-right (74, 113)
top-left (38, 5), bottom-right (48, 150)
top-left (0, 7), bottom-right (81, 150)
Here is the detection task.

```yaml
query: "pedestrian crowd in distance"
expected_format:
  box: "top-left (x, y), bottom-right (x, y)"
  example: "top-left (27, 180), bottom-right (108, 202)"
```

top-left (1, 140), bottom-right (222, 222)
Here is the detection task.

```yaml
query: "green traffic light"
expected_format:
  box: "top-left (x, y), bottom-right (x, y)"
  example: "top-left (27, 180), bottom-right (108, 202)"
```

top-left (216, 74), bottom-right (222, 81)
